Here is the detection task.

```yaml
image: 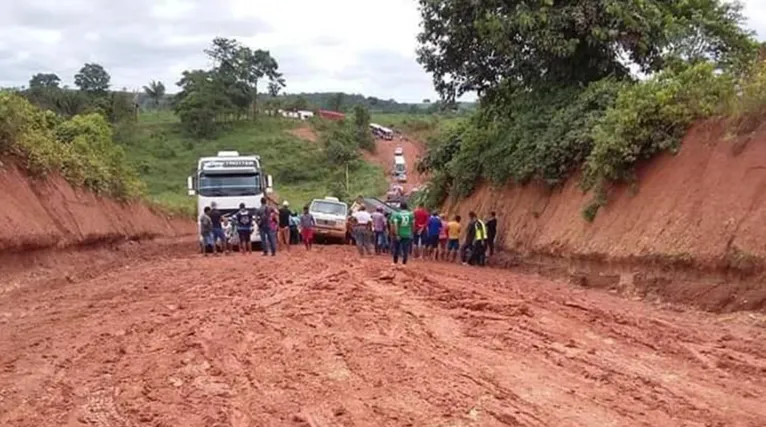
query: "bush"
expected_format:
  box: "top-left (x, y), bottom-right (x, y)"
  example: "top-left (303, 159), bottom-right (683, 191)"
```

top-left (583, 63), bottom-right (736, 189)
top-left (0, 92), bottom-right (145, 200)
top-left (420, 61), bottom-right (751, 221)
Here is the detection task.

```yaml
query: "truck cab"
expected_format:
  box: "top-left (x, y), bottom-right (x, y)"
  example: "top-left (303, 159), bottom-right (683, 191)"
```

top-left (308, 197), bottom-right (348, 242)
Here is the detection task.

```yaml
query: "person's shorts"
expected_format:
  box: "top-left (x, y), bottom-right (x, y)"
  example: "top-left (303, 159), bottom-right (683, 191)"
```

top-left (301, 228), bottom-right (314, 242)
top-left (448, 239), bottom-right (460, 250)
top-left (427, 235), bottom-right (439, 248)
top-left (439, 238), bottom-right (448, 247)
top-left (238, 230), bottom-right (252, 243)
top-left (413, 229), bottom-right (426, 246)
top-left (202, 232), bottom-right (214, 246)
top-left (212, 228), bottom-right (226, 242)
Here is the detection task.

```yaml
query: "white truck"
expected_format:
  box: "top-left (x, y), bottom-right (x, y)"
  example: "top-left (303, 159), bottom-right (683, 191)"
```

top-left (393, 155), bottom-right (407, 182)
top-left (187, 151), bottom-right (273, 249)
top-left (308, 196), bottom-right (348, 242)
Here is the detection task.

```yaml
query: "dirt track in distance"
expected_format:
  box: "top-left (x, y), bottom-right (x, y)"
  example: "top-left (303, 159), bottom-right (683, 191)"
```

top-left (1, 242), bottom-right (765, 426)
top-left (364, 136), bottom-right (426, 194)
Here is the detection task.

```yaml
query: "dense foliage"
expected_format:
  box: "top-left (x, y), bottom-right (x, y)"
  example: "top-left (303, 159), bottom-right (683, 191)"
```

top-left (416, 0), bottom-right (760, 220)
top-left (417, 0), bottom-right (756, 101)
top-left (0, 92), bottom-right (143, 199)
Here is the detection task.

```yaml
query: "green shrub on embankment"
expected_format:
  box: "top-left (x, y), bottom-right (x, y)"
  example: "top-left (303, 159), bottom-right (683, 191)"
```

top-left (0, 92), bottom-right (144, 200)
top-left (419, 61), bottom-right (766, 220)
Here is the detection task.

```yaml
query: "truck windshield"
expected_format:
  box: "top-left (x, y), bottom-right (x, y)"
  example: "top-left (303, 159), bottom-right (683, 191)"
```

top-left (198, 174), bottom-right (261, 197)
top-left (311, 201), bottom-right (347, 216)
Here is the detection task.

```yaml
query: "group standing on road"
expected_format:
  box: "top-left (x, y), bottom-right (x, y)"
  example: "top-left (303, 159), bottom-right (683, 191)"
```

top-left (199, 198), bottom-right (499, 268)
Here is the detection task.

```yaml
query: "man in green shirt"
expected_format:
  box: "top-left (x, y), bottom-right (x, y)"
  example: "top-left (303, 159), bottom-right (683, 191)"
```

top-left (391, 202), bottom-right (415, 265)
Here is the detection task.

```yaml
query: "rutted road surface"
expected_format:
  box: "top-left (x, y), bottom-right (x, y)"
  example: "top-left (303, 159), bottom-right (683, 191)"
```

top-left (1, 243), bottom-right (765, 426)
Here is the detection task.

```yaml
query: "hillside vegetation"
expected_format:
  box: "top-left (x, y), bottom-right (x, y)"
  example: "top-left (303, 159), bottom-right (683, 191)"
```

top-left (416, 0), bottom-right (764, 221)
top-left (0, 92), bottom-right (143, 200)
top-left (122, 113), bottom-right (387, 215)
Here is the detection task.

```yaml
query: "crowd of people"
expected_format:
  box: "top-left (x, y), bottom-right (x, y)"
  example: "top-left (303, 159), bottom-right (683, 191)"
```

top-left (199, 198), bottom-right (315, 256)
top-left (199, 199), bottom-right (499, 267)
top-left (347, 202), bottom-right (497, 266)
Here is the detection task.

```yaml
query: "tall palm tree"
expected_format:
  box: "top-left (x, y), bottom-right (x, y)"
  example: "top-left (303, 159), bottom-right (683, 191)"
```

top-left (143, 80), bottom-right (166, 109)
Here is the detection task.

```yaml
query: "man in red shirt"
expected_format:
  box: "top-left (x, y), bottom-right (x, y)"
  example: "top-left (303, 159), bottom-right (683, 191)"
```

top-left (413, 203), bottom-right (429, 259)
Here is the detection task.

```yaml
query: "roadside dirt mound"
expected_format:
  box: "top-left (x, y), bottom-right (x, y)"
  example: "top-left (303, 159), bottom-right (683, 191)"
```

top-left (2, 246), bottom-right (765, 426)
top-left (0, 162), bottom-right (194, 254)
top-left (445, 119), bottom-right (766, 312)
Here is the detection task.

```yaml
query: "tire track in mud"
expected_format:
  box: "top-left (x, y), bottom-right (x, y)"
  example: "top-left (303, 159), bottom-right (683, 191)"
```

top-left (1, 245), bottom-right (765, 426)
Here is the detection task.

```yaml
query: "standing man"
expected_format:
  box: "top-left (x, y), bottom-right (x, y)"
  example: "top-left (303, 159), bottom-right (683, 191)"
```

top-left (447, 215), bottom-right (461, 262)
top-left (413, 203), bottom-right (429, 258)
top-left (426, 211), bottom-right (443, 260)
top-left (371, 206), bottom-right (387, 255)
top-left (209, 201), bottom-right (228, 255)
top-left (486, 211), bottom-right (498, 259)
top-left (278, 201), bottom-right (292, 251)
top-left (235, 203), bottom-right (253, 254)
top-left (299, 205), bottom-right (316, 251)
top-left (200, 206), bottom-right (214, 256)
top-left (461, 212), bottom-right (478, 265)
top-left (352, 205), bottom-right (374, 256)
top-left (255, 197), bottom-right (277, 256)
top-left (391, 202), bottom-right (415, 265)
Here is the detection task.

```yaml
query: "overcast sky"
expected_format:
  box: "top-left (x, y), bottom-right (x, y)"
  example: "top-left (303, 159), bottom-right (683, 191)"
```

top-left (1, 0), bottom-right (765, 103)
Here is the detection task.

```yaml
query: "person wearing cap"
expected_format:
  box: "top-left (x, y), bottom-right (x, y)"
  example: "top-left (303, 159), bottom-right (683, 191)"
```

top-left (278, 200), bottom-right (292, 251)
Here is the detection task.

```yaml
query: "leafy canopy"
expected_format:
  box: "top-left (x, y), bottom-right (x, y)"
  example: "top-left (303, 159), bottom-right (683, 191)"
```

top-left (416, 0), bottom-right (756, 101)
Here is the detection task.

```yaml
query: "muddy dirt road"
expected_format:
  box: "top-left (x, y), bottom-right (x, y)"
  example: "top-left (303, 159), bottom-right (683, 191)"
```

top-left (1, 242), bottom-right (765, 427)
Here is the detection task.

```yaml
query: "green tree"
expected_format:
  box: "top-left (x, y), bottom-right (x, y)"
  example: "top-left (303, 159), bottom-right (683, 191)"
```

top-left (352, 105), bottom-right (374, 151)
top-left (205, 37), bottom-right (285, 119)
top-left (174, 69), bottom-right (234, 137)
top-left (29, 73), bottom-right (60, 89)
top-left (267, 81), bottom-right (282, 97)
top-left (142, 80), bottom-right (166, 108)
top-left (74, 63), bottom-right (111, 94)
top-left (416, 0), bottom-right (756, 101)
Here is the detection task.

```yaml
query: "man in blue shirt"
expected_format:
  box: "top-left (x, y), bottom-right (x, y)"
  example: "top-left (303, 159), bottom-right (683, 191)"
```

top-left (426, 211), bottom-right (442, 260)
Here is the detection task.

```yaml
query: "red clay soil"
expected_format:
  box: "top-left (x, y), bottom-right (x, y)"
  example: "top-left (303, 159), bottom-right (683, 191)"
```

top-left (445, 119), bottom-right (766, 311)
top-left (289, 126), bottom-right (318, 143)
top-left (364, 136), bottom-right (427, 193)
top-left (1, 243), bottom-right (765, 426)
top-left (0, 163), bottom-right (194, 252)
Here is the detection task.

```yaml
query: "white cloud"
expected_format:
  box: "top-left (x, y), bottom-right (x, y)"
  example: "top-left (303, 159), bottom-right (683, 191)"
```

top-left (0, 0), bottom-right (764, 102)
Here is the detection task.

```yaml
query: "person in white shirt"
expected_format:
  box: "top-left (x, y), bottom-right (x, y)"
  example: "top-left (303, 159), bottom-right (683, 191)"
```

top-left (351, 205), bottom-right (374, 256)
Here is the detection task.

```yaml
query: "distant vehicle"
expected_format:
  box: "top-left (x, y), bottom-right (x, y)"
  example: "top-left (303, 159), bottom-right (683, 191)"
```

top-left (394, 146), bottom-right (404, 155)
top-left (308, 196), bottom-right (348, 242)
top-left (369, 123), bottom-right (394, 140)
top-left (187, 151), bottom-right (273, 251)
top-left (397, 172), bottom-right (408, 183)
top-left (393, 155), bottom-right (406, 177)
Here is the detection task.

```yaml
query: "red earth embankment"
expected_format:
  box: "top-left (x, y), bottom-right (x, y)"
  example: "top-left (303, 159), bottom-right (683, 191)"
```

top-left (445, 119), bottom-right (766, 311)
top-left (0, 161), bottom-right (194, 254)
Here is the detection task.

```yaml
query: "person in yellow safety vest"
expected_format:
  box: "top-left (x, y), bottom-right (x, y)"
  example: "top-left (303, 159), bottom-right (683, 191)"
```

top-left (461, 211), bottom-right (488, 266)
top-left (474, 216), bottom-right (488, 266)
